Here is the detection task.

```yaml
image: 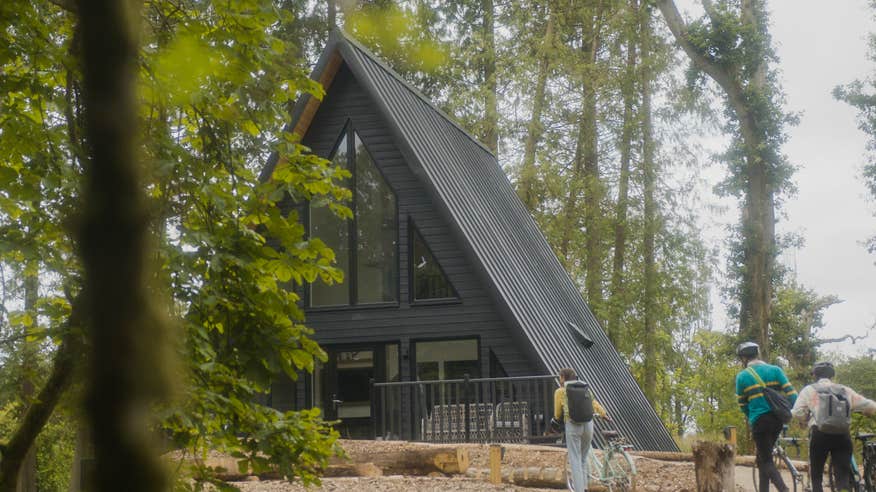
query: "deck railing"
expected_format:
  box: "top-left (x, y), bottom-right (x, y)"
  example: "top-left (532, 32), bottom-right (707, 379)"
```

top-left (370, 374), bottom-right (558, 444)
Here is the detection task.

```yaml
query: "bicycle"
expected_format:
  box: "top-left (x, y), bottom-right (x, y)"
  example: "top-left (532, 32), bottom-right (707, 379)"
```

top-left (752, 433), bottom-right (811, 492)
top-left (827, 432), bottom-right (876, 492)
top-left (566, 429), bottom-right (636, 491)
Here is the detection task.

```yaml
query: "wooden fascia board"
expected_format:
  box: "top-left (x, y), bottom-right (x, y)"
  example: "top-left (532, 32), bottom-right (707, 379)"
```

top-left (291, 50), bottom-right (343, 140)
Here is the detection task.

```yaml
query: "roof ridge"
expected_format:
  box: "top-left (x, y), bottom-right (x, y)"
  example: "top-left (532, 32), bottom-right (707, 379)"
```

top-left (333, 28), bottom-right (497, 158)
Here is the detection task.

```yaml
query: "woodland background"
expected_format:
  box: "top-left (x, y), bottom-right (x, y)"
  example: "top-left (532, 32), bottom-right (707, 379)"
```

top-left (1, 0), bottom-right (876, 490)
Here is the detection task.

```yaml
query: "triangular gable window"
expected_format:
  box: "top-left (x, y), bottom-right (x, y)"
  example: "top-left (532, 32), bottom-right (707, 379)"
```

top-left (411, 224), bottom-right (457, 302)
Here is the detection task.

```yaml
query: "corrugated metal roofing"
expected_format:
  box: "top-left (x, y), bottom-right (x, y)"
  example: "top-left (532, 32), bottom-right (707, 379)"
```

top-left (266, 30), bottom-right (678, 452)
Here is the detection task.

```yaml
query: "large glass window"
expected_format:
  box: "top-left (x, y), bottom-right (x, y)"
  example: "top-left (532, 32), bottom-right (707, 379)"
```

top-left (411, 226), bottom-right (456, 301)
top-left (415, 339), bottom-right (480, 381)
top-left (310, 134), bottom-right (350, 306)
top-left (355, 134), bottom-right (398, 303)
top-left (309, 124), bottom-right (398, 307)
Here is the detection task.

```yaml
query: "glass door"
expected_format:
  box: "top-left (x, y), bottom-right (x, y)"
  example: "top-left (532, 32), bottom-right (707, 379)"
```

top-left (321, 346), bottom-right (377, 439)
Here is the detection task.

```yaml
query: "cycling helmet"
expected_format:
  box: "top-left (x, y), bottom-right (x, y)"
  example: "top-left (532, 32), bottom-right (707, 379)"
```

top-left (812, 361), bottom-right (835, 379)
top-left (736, 341), bottom-right (759, 359)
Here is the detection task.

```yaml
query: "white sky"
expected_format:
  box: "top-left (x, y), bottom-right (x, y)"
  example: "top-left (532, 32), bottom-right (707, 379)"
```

top-left (678, 0), bottom-right (876, 356)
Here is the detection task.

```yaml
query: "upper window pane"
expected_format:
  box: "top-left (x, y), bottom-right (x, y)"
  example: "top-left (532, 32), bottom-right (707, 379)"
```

top-left (412, 227), bottom-right (455, 301)
top-left (355, 134), bottom-right (398, 303)
top-left (415, 339), bottom-right (479, 380)
top-left (310, 133), bottom-right (350, 307)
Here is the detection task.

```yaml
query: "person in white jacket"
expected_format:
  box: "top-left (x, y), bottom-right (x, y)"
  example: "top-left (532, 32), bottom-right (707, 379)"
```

top-left (791, 361), bottom-right (876, 492)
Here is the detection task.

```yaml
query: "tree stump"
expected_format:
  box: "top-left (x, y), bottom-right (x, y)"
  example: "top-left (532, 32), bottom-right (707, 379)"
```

top-left (693, 441), bottom-right (735, 492)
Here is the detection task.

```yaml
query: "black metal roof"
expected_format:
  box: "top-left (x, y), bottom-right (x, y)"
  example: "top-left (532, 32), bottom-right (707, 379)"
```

top-left (265, 30), bottom-right (678, 452)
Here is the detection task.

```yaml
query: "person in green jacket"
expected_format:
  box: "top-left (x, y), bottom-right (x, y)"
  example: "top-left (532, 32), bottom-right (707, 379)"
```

top-left (735, 341), bottom-right (798, 492)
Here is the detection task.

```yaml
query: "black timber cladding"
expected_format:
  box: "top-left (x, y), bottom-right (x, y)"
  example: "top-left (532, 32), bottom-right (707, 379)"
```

top-left (287, 65), bottom-right (539, 375)
top-left (265, 29), bottom-right (678, 451)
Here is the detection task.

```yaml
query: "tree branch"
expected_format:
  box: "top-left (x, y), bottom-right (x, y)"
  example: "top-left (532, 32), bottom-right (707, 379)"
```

top-left (47, 0), bottom-right (78, 13)
top-left (817, 321), bottom-right (876, 346)
top-left (655, 0), bottom-right (759, 158)
top-left (817, 333), bottom-right (871, 346)
top-left (655, 0), bottom-right (737, 94)
top-left (0, 301), bottom-right (83, 491)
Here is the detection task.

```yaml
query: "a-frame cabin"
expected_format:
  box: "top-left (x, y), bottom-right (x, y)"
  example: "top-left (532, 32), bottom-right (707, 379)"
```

top-left (260, 30), bottom-right (678, 452)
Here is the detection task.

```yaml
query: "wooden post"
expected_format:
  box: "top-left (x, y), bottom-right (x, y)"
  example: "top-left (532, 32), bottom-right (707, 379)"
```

top-left (723, 425), bottom-right (737, 447)
top-left (693, 441), bottom-right (735, 492)
top-left (489, 444), bottom-right (503, 484)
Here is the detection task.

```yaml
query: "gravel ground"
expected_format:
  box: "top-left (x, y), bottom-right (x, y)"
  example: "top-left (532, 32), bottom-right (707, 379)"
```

top-left (217, 439), bottom-right (779, 491)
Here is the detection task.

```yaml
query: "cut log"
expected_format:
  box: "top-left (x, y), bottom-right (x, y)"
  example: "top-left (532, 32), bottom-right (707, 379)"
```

top-left (633, 450), bottom-right (808, 471)
top-left (323, 463), bottom-right (382, 478)
top-left (466, 466), bottom-right (608, 490)
top-left (693, 441), bottom-right (735, 492)
top-left (350, 447), bottom-right (470, 475)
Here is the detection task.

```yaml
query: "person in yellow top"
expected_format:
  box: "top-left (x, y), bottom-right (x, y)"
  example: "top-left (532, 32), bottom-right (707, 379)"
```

top-left (552, 368), bottom-right (610, 492)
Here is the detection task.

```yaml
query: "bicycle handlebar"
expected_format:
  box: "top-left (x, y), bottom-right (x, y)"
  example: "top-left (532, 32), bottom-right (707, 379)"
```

top-left (779, 436), bottom-right (806, 444)
top-left (855, 433), bottom-right (875, 442)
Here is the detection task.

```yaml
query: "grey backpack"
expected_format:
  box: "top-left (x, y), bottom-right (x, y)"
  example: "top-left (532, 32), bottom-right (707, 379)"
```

top-left (813, 383), bottom-right (851, 434)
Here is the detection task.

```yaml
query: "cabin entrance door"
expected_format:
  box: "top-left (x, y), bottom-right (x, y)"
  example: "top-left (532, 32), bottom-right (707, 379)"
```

top-left (318, 343), bottom-right (398, 438)
top-left (322, 346), bottom-right (376, 439)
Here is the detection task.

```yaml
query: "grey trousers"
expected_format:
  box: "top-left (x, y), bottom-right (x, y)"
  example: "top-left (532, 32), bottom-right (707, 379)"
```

top-left (565, 420), bottom-right (594, 492)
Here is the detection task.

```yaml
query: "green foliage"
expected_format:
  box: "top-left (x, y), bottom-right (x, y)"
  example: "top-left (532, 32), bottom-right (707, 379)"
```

top-left (834, 29), bottom-right (876, 258)
top-left (835, 355), bottom-right (876, 435)
top-left (345, 3), bottom-right (448, 74)
top-left (34, 411), bottom-right (77, 492)
top-left (136, 0), bottom-right (345, 485)
top-left (0, 398), bottom-right (76, 492)
top-left (1, 0), bottom-right (347, 487)
top-left (769, 281), bottom-right (840, 380)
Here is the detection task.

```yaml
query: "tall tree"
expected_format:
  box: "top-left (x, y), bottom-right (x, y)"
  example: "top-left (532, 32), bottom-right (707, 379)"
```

top-left (517, 1), bottom-right (555, 210)
top-left (77, 0), bottom-right (170, 487)
top-left (482, 0), bottom-right (498, 154)
top-left (640, 4), bottom-right (659, 403)
top-left (834, 10), bottom-right (876, 260)
top-left (607, 0), bottom-right (639, 345)
top-left (559, 1), bottom-right (608, 316)
top-left (655, 0), bottom-right (795, 357)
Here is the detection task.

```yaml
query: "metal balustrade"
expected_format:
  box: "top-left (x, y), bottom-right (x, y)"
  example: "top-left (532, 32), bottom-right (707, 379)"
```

top-left (370, 374), bottom-right (558, 444)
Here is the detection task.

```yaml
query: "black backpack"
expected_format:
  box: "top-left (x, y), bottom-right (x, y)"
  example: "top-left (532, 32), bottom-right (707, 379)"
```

top-left (566, 381), bottom-right (595, 423)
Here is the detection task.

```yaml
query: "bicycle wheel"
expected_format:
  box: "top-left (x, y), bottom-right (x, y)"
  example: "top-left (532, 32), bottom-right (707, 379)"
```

top-left (566, 452), bottom-right (601, 491)
top-left (863, 454), bottom-right (875, 492)
top-left (607, 449), bottom-right (636, 491)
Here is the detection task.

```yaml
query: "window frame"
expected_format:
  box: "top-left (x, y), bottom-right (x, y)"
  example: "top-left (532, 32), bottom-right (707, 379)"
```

top-left (410, 336), bottom-right (482, 382)
top-left (408, 219), bottom-right (460, 305)
top-left (307, 120), bottom-right (400, 310)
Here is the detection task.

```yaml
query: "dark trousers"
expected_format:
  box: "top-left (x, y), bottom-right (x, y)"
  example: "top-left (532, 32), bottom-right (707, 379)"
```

top-left (809, 428), bottom-right (853, 492)
top-left (753, 412), bottom-right (787, 492)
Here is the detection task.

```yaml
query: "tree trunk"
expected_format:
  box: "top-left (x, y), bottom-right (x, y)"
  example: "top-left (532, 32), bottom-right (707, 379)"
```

top-left (583, 5), bottom-right (605, 309)
top-left (0, 327), bottom-right (81, 492)
top-left (482, 0), bottom-right (498, 155)
top-left (607, 0), bottom-right (638, 346)
top-left (327, 0), bottom-right (336, 32)
top-left (17, 268), bottom-right (38, 492)
top-left (518, 4), bottom-right (554, 211)
top-left (559, 4), bottom-right (604, 289)
top-left (655, 0), bottom-right (776, 356)
top-left (68, 427), bottom-right (91, 492)
top-left (692, 441), bottom-right (735, 492)
top-left (76, 0), bottom-right (171, 490)
top-left (641, 7), bottom-right (658, 404)
top-left (559, 112), bottom-right (588, 265)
